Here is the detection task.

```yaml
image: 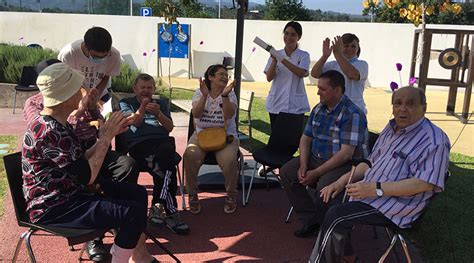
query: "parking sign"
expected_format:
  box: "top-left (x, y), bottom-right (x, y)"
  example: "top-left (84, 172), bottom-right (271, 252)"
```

top-left (140, 7), bottom-right (152, 17)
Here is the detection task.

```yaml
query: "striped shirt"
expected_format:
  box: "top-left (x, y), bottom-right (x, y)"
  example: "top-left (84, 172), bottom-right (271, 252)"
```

top-left (303, 95), bottom-right (368, 160)
top-left (358, 117), bottom-right (450, 228)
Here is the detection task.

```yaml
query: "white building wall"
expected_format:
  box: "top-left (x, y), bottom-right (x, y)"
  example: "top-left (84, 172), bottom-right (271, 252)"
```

top-left (0, 12), bottom-right (472, 88)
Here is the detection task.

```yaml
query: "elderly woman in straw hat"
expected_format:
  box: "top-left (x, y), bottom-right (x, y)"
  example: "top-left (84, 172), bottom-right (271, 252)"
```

top-left (22, 63), bottom-right (157, 262)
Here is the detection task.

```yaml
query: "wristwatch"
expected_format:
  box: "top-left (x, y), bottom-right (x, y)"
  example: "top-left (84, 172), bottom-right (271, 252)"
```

top-left (376, 182), bottom-right (384, 197)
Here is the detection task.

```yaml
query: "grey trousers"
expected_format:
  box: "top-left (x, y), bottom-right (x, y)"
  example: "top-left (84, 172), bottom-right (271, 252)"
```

top-left (279, 156), bottom-right (352, 226)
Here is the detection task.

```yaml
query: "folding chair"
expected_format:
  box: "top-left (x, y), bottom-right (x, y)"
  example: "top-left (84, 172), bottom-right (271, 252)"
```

top-left (245, 112), bottom-right (305, 204)
top-left (5, 152), bottom-right (181, 262)
top-left (238, 90), bottom-right (254, 152)
top-left (378, 170), bottom-right (450, 263)
top-left (3, 152), bottom-right (109, 262)
top-left (13, 66), bottom-right (39, 113)
top-left (181, 111), bottom-right (246, 208)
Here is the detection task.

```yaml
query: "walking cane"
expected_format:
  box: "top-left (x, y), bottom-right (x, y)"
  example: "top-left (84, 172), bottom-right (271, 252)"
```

top-left (342, 159), bottom-right (372, 203)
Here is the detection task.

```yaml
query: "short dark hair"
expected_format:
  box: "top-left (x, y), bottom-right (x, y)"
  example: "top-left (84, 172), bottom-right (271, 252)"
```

top-left (319, 70), bottom-right (346, 94)
top-left (84, 27), bottom-right (112, 52)
top-left (284, 21), bottom-right (303, 39)
top-left (134, 73), bottom-right (155, 86)
top-left (341, 33), bottom-right (361, 57)
top-left (204, 64), bottom-right (227, 90)
top-left (36, 58), bottom-right (61, 74)
top-left (392, 86), bottom-right (427, 106)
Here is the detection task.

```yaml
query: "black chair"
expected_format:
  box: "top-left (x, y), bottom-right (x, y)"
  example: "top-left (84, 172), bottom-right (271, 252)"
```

top-left (4, 152), bottom-right (181, 262)
top-left (379, 170), bottom-right (450, 263)
top-left (3, 152), bottom-right (109, 262)
top-left (245, 112), bottom-right (305, 204)
top-left (181, 112), bottom-right (246, 208)
top-left (13, 66), bottom-right (39, 114)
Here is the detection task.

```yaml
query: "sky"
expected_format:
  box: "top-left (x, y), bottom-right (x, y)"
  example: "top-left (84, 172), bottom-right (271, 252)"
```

top-left (253, 0), bottom-right (365, 15)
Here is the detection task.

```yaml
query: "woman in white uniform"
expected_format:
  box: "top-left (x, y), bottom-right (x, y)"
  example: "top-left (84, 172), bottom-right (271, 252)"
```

top-left (264, 21), bottom-right (310, 133)
top-left (311, 33), bottom-right (369, 115)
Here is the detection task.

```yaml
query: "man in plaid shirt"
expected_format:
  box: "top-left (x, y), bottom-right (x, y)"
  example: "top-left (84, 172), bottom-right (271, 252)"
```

top-left (280, 70), bottom-right (368, 238)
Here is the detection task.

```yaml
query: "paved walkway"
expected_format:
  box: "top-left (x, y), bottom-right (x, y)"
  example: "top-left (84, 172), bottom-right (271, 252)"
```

top-left (164, 77), bottom-right (474, 156)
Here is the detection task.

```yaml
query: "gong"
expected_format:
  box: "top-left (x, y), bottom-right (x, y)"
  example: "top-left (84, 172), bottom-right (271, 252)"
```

top-left (438, 48), bottom-right (462, 69)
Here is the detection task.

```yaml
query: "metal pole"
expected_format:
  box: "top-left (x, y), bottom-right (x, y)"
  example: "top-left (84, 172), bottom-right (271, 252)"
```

top-left (234, 0), bottom-right (246, 124)
top-left (130, 0), bottom-right (132, 16)
top-left (218, 0), bottom-right (221, 18)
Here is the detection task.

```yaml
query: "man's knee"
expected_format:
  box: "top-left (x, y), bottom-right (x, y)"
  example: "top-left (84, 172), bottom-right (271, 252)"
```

top-left (280, 157), bottom-right (300, 187)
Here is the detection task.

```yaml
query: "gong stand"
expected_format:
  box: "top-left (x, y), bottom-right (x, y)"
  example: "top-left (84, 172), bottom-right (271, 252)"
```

top-left (409, 28), bottom-right (473, 124)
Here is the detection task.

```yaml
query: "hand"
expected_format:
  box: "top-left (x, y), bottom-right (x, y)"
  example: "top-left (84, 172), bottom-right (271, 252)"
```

top-left (222, 80), bottom-right (235, 96)
top-left (145, 102), bottom-right (161, 118)
top-left (299, 169), bottom-right (318, 186)
top-left (199, 77), bottom-right (209, 97)
top-left (98, 111), bottom-right (132, 141)
top-left (322, 37), bottom-right (332, 58)
top-left (320, 179), bottom-right (345, 203)
top-left (297, 165), bottom-right (308, 182)
top-left (331, 36), bottom-right (343, 56)
top-left (346, 182), bottom-right (377, 199)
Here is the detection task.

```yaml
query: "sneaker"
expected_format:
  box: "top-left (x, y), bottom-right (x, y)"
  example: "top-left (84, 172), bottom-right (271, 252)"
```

top-left (148, 203), bottom-right (166, 225)
top-left (188, 194), bottom-right (201, 214)
top-left (224, 196), bottom-right (237, 214)
top-left (165, 212), bottom-right (190, 235)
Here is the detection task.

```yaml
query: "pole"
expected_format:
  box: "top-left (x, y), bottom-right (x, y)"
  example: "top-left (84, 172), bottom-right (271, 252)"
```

top-left (130, 0), bottom-right (132, 16)
top-left (218, 0), bottom-right (221, 18)
top-left (234, 0), bottom-right (246, 124)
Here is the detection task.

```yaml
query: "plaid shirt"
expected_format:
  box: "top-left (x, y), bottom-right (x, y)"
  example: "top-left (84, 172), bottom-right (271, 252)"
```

top-left (304, 95), bottom-right (368, 160)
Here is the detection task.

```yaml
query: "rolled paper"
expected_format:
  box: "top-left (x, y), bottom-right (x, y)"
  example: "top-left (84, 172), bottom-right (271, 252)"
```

top-left (253, 36), bottom-right (273, 52)
top-left (89, 120), bottom-right (99, 129)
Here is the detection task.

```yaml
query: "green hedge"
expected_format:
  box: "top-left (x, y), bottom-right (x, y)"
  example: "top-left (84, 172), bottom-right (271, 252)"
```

top-left (0, 43), bottom-right (143, 92)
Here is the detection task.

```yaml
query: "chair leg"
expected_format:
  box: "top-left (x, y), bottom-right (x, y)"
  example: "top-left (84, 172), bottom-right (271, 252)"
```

top-left (12, 231), bottom-right (28, 262)
top-left (176, 164), bottom-right (186, 210)
top-left (13, 90), bottom-right (18, 114)
top-left (245, 162), bottom-right (259, 204)
top-left (239, 152), bottom-right (246, 206)
top-left (285, 206), bottom-right (294, 223)
top-left (247, 114), bottom-right (252, 152)
top-left (398, 234), bottom-right (412, 263)
top-left (23, 229), bottom-right (37, 263)
top-left (378, 230), bottom-right (399, 263)
top-left (144, 230), bottom-right (180, 262)
top-left (181, 160), bottom-right (186, 210)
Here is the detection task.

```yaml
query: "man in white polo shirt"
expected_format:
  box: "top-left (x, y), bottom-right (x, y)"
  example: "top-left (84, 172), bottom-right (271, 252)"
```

top-left (58, 26), bottom-right (121, 102)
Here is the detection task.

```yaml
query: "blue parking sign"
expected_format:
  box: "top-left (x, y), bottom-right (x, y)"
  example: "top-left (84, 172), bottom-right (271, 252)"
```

top-left (140, 7), bottom-right (152, 17)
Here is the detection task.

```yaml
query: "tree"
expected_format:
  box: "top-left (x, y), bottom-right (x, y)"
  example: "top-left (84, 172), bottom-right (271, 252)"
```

top-left (263, 0), bottom-right (311, 21)
top-left (142, 0), bottom-right (210, 19)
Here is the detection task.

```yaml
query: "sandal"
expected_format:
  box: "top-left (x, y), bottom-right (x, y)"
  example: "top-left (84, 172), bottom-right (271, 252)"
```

top-left (224, 196), bottom-right (237, 214)
top-left (188, 194), bottom-right (201, 214)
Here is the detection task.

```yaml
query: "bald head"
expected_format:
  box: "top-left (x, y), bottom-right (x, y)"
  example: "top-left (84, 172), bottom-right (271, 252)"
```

top-left (391, 87), bottom-right (427, 130)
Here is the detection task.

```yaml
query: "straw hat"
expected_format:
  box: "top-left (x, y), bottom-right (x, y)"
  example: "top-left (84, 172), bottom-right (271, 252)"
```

top-left (36, 63), bottom-right (84, 107)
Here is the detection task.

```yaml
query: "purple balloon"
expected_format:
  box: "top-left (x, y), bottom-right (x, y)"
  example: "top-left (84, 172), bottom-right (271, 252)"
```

top-left (143, 52), bottom-right (147, 56)
top-left (409, 77), bottom-right (417, 85)
top-left (252, 47), bottom-right (256, 52)
top-left (396, 63), bottom-right (402, 71)
top-left (199, 41), bottom-right (204, 45)
top-left (390, 81), bottom-right (399, 92)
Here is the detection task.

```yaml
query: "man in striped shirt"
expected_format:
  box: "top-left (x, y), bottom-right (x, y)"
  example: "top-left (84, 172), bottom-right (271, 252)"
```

top-left (309, 87), bottom-right (450, 263)
top-left (280, 70), bottom-right (368, 238)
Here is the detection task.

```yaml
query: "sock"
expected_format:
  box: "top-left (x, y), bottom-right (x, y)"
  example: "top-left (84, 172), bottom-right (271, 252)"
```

top-left (110, 243), bottom-right (134, 263)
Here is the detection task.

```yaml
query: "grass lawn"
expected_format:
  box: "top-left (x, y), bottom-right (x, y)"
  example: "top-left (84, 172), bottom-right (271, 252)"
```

top-left (0, 135), bottom-right (19, 217)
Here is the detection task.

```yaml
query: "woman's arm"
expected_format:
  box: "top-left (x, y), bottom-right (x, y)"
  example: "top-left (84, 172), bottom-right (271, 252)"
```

top-left (311, 38), bottom-right (332, 78)
top-left (192, 79), bottom-right (209, 118)
top-left (281, 59), bottom-right (308, 78)
top-left (222, 81), bottom-right (236, 120)
top-left (265, 57), bottom-right (277, 82)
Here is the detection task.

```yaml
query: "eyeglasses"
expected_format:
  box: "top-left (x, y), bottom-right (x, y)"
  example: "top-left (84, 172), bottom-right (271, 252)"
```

top-left (215, 72), bottom-right (232, 79)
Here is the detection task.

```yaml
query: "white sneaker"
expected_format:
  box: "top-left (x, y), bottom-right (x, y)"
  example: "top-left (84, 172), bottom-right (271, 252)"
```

top-left (148, 203), bottom-right (166, 225)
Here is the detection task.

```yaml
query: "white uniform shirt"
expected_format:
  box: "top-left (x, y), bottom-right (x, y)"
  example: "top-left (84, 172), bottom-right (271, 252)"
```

top-left (264, 48), bottom-right (310, 115)
top-left (192, 89), bottom-right (238, 138)
top-left (58, 40), bottom-right (121, 98)
top-left (323, 58), bottom-right (369, 114)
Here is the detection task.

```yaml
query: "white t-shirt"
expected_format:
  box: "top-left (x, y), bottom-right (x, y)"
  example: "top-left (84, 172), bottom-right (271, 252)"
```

top-left (58, 40), bottom-right (121, 98)
top-left (192, 89), bottom-right (238, 137)
top-left (264, 48), bottom-right (310, 115)
top-left (323, 58), bottom-right (369, 114)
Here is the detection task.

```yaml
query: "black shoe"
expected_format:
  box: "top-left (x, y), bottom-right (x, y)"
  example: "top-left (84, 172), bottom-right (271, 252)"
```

top-left (86, 239), bottom-right (109, 262)
top-left (294, 223), bottom-right (319, 238)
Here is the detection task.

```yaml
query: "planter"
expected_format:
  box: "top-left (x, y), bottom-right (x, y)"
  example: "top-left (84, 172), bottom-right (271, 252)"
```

top-left (0, 83), bottom-right (39, 109)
